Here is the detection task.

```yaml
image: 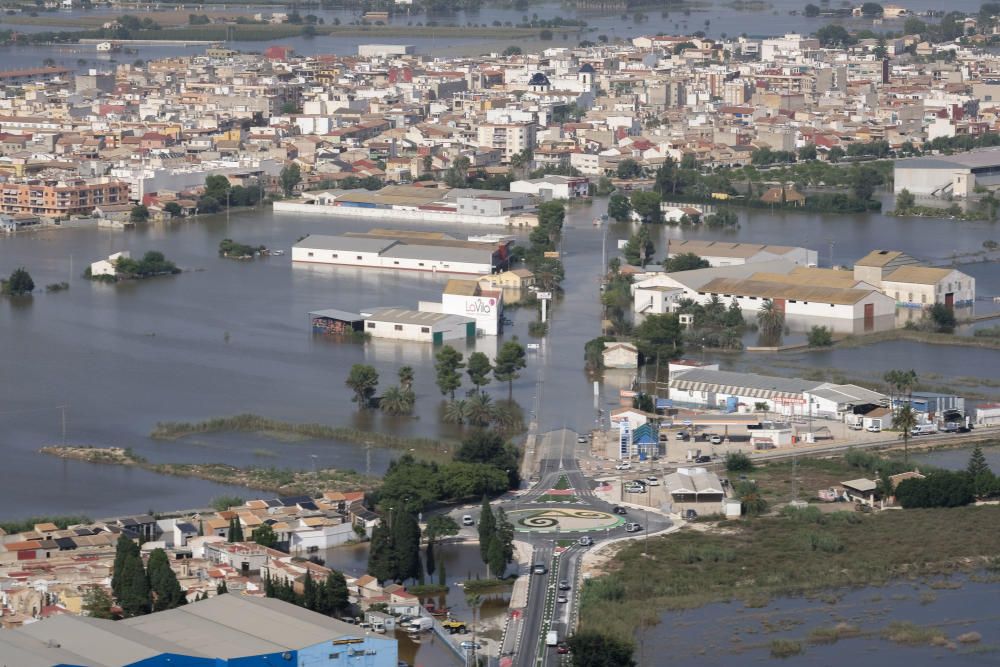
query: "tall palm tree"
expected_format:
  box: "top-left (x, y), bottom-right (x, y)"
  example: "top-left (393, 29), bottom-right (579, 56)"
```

top-left (465, 392), bottom-right (494, 427)
top-left (756, 299), bottom-right (784, 342)
top-left (442, 399), bottom-right (467, 425)
top-left (490, 405), bottom-right (524, 435)
top-left (893, 404), bottom-right (918, 464)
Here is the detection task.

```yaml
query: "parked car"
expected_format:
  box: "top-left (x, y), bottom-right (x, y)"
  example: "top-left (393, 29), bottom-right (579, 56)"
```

top-left (557, 594), bottom-right (568, 604)
top-left (578, 535), bottom-right (593, 546)
top-left (625, 522), bottom-right (643, 533)
top-left (556, 641), bottom-right (571, 655)
top-left (675, 431), bottom-right (688, 440)
top-left (612, 506), bottom-right (628, 515)
top-left (615, 462), bottom-right (631, 470)
top-left (866, 424), bottom-right (881, 433)
top-left (577, 436), bottom-right (587, 444)
top-left (710, 435), bottom-right (723, 445)
top-left (695, 455), bottom-right (712, 464)
top-left (646, 476), bottom-right (660, 485)
top-left (559, 579), bottom-right (571, 591)
top-left (912, 424), bottom-right (937, 436)
top-left (848, 423), bottom-right (863, 431)
top-left (625, 484), bottom-right (646, 494)
top-left (532, 564), bottom-right (548, 575)
top-left (462, 515), bottom-right (475, 526)
top-left (460, 641), bottom-right (481, 651)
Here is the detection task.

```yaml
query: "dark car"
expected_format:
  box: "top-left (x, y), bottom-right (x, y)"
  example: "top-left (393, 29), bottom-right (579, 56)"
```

top-left (558, 579), bottom-right (571, 591)
top-left (557, 641), bottom-right (571, 655)
top-left (613, 506), bottom-right (628, 515)
top-left (695, 455), bottom-right (712, 464)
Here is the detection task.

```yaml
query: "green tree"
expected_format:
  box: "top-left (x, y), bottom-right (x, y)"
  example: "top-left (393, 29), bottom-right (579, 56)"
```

top-left (566, 630), bottom-right (637, 667)
top-left (860, 2), bottom-right (883, 16)
top-left (633, 313), bottom-right (683, 364)
top-left (850, 165), bottom-right (883, 201)
top-left (204, 174), bottom-right (231, 201)
top-left (629, 190), bottom-right (662, 223)
top-left (493, 340), bottom-right (527, 400)
top-left (315, 571), bottom-right (349, 615)
top-left (435, 345), bottom-right (465, 399)
top-left (827, 146), bottom-right (846, 163)
top-left (478, 496), bottom-right (495, 565)
top-left (892, 404), bottom-right (919, 464)
top-left (967, 445), bottom-right (995, 497)
top-left (895, 188), bottom-right (915, 213)
top-left (252, 523), bottom-right (278, 548)
top-left (895, 471), bottom-right (974, 508)
top-left (807, 325), bottom-right (833, 347)
top-left (493, 507), bottom-right (514, 577)
top-left (82, 585), bottom-right (115, 619)
top-left (117, 551), bottom-right (150, 617)
top-left (367, 520), bottom-right (397, 583)
top-left (130, 204), bottom-right (149, 223)
top-left (379, 454), bottom-right (443, 512)
top-left (346, 364), bottom-right (379, 408)
top-left (163, 201), bottom-right (183, 218)
top-left (607, 192), bottom-right (631, 221)
top-left (380, 385), bottom-right (414, 416)
top-left (227, 517), bottom-right (244, 542)
top-left (815, 24), bottom-right (853, 47)
top-left (487, 530), bottom-right (506, 578)
top-left (441, 463), bottom-right (511, 500)
top-left (280, 162), bottom-right (302, 197)
top-left (622, 226), bottom-right (654, 267)
top-left (736, 480), bottom-right (768, 516)
top-left (596, 175), bottom-right (614, 196)
top-left (147, 548), bottom-right (186, 611)
top-left (464, 392), bottom-right (494, 427)
top-left (804, 4), bottom-right (820, 16)
top-left (303, 570), bottom-right (317, 611)
top-left (398, 365), bottom-right (415, 392)
top-left (392, 510), bottom-right (422, 582)
top-left (928, 303), bottom-right (956, 333)
top-left (111, 533), bottom-right (139, 601)
top-left (616, 158), bottom-right (642, 179)
top-left (725, 451), bottom-right (754, 472)
top-left (443, 399), bottom-right (467, 425)
top-left (3, 268), bottom-right (34, 296)
top-left (466, 352), bottom-right (493, 395)
top-left (756, 299), bottom-right (785, 342)
top-left (663, 252), bottom-right (709, 272)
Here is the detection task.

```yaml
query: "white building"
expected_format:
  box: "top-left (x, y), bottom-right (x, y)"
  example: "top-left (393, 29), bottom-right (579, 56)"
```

top-left (893, 148), bottom-right (1000, 198)
top-left (666, 239), bottom-right (818, 267)
top-left (602, 342), bottom-right (639, 369)
top-left (89, 250), bottom-right (129, 277)
top-left (292, 233), bottom-right (506, 275)
top-left (477, 123), bottom-right (537, 163)
top-left (433, 279), bottom-right (503, 336)
top-left (109, 158), bottom-right (280, 201)
top-left (853, 250), bottom-right (975, 310)
top-left (362, 308), bottom-right (475, 343)
top-left (510, 175), bottom-right (590, 200)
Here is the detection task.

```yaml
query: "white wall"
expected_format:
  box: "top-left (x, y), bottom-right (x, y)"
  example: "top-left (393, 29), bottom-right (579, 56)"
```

top-left (292, 246), bottom-right (492, 275)
top-left (441, 293), bottom-right (501, 335)
top-left (363, 318), bottom-right (470, 342)
top-left (275, 201), bottom-right (511, 227)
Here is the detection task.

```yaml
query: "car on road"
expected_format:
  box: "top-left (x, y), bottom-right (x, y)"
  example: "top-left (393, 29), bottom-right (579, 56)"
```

top-left (624, 483), bottom-right (646, 493)
top-left (556, 641), bottom-right (570, 655)
top-left (578, 535), bottom-right (593, 546)
top-left (646, 476), bottom-right (660, 485)
top-left (710, 435), bottom-right (723, 445)
top-left (613, 506), bottom-right (627, 515)
top-left (625, 522), bottom-right (643, 533)
top-left (462, 515), bottom-right (475, 526)
top-left (577, 435), bottom-right (588, 444)
top-left (557, 594), bottom-right (568, 604)
top-left (675, 431), bottom-right (688, 440)
top-left (460, 641), bottom-right (481, 651)
top-left (695, 455), bottom-right (712, 464)
top-left (558, 579), bottom-right (571, 590)
top-left (546, 631), bottom-right (559, 647)
top-left (615, 462), bottom-right (631, 470)
top-left (532, 564), bottom-right (548, 575)
top-left (848, 422), bottom-right (863, 431)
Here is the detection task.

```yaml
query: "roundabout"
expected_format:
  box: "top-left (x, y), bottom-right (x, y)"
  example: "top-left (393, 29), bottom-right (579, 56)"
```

top-left (508, 507), bottom-right (624, 533)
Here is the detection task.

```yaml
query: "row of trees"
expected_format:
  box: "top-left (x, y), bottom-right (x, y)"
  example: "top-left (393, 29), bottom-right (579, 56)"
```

top-left (477, 497), bottom-right (515, 578)
top-left (434, 342), bottom-right (527, 428)
top-left (94, 534), bottom-right (187, 619)
top-left (264, 569), bottom-right (350, 616)
top-left (525, 200), bottom-right (567, 291)
top-left (893, 446), bottom-right (1000, 508)
top-left (368, 509), bottom-right (423, 583)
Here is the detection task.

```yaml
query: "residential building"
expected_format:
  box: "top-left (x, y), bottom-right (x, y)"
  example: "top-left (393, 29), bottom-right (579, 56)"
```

top-left (0, 178), bottom-right (129, 217)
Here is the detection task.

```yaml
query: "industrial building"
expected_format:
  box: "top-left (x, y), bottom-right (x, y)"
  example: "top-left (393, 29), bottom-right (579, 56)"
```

top-left (894, 147), bottom-right (1000, 197)
top-left (632, 260), bottom-right (897, 333)
top-left (0, 594), bottom-right (398, 667)
top-left (665, 239), bottom-right (818, 267)
top-left (363, 307), bottom-right (475, 343)
top-left (292, 230), bottom-right (512, 275)
top-left (422, 279), bottom-right (504, 336)
top-left (853, 250), bottom-right (975, 311)
top-left (510, 175), bottom-right (590, 199)
top-left (276, 184), bottom-right (533, 225)
top-left (669, 367), bottom-right (888, 419)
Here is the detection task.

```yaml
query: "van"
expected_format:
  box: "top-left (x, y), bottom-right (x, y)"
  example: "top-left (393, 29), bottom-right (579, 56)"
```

top-left (462, 515), bottom-right (474, 526)
top-left (911, 424), bottom-right (937, 436)
top-left (546, 630), bottom-right (558, 647)
top-left (625, 522), bottom-right (642, 533)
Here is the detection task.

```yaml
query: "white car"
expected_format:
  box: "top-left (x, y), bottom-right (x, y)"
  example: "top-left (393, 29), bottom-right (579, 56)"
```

top-left (866, 425), bottom-right (881, 433)
top-left (462, 515), bottom-right (475, 526)
top-left (710, 435), bottom-right (723, 445)
top-left (646, 476), bottom-right (660, 486)
top-left (615, 462), bottom-right (631, 470)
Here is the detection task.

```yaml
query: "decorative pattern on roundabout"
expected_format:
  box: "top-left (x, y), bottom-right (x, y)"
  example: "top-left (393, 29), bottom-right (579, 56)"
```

top-left (508, 507), bottom-right (625, 533)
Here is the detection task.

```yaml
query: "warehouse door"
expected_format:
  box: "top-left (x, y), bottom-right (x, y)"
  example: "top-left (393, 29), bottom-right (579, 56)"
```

top-left (773, 298), bottom-right (785, 313)
top-left (945, 293), bottom-right (954, 309)
top-left (864, 303), bottom-right (874, 331)
top-left (433, 332), bottom-right (443, 345)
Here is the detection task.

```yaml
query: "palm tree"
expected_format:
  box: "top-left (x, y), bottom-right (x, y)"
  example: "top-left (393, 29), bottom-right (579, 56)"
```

top-left (398, 366), bottom-right (414, 392)
top-left (893, 404), bottom-right (919, 464)
top-left (465, 393), bottom-right (494, 427)
top-left (442, 399), bottom-right (467, 425)
top-left (379, 386), bottom-right (411, 416)
top-left (756, 299), bottom-right (784, 342)
top-left (490, 405), bottom-right (523, 434)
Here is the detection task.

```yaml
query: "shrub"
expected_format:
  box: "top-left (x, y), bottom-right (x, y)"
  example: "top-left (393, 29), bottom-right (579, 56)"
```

top-left (725, 451), bottom-right (754, 472)
top-left (769, 639), bottom-right (803, 658)
top-left (807, 325), bottom-right (833, 347)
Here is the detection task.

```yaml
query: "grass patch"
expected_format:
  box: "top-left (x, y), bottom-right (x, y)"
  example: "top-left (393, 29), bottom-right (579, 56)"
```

top-left (408, 583), bottom-right (449, 596)
top-left (151, 413), bottom-right (456, 457)
top-left (769, 639), bottom-right (803, 658)
top-left (553, 475), bottom-right (571, 490)
top-left (460, 578), bottom-right (515, 595)
top-left (881, 621), bottom-right (947, 646)
top-left (808, 623), bottom-right (860, 645)
top-left (577, 505), bottom-right (1000, 643)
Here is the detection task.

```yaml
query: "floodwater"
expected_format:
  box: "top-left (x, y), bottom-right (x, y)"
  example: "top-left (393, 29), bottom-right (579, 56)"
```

top-left (1, 192), bottom-right (999, 518)
top-left (638, 574), bottom-right (1000, 666)
top-left (0, 0), bottom-right (990, 71)
top-left (913, 442), bottom-right (1000, 472)
top-left (321, 540), bottom-right (504, 667)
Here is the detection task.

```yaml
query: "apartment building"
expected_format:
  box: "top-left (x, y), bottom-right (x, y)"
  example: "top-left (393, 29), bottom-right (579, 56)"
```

top-left (0, 178), bottom-right (129, 217)
top-left (477, 122), bottom-right (536, 162)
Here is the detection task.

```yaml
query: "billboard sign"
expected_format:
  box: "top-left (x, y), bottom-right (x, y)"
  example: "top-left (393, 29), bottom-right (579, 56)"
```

top-left (536, 291), bottom-right (552, 300)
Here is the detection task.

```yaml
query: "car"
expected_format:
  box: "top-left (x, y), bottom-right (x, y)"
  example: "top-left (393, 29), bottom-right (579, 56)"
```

top-left (460, 641), bottom-right (481, 651)
top-left (683, 509), bottom-right (698, 520)
top-left (866, 424), bottom-right (881, 433)
top-left (675, 431), bottom-right (688, 440)
top-left (461, 515), bottom-right (475, 526)
top-left (625, 522), bottom-right (643, 533)
top-left (710, 435), bottom-right (723, 445)
top-left (625, 484), bottom-right (646, 494)
top-left (577, 435), bottom-right (588, 444)
top-left (848, 423), bottom-right (863, 431)
top-left (578, 535), bottom-right (593, 546)
top-left (558, 579), bottom-right (571, 590)
top-left (612, 506), bottom-right (628, 515)
top-left (557, 594), bottom-right (568, 604)
top-left (615, 462), bottom-right (631, 470)
top-left (646, 476), bottom-right (660, 485)
top-left (532, 564), bottom-right (548, 575)
top-left (556, 641), bottom-right (570, 655)
top-left (695, 455), bottom-right (712, 464)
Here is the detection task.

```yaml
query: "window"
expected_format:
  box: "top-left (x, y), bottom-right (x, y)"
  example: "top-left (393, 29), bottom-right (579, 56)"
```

top-left (789, 299), bottom-right (797, 303)
top-left (329, 654), bottom-right (340, 659)
top-left (332, 254), bottom-right (338, 258)
top-left (419, 262), bottom-right (425, 267)
top-left (394, 324), bottom-right (403, 331)
top-left (921, 294), bottom-right (926, 303)
top-left (421, 327), bottom-right (430, 333)
top-left (366, 322), bottom-right (375, 329)
top-left (356, 255), bottom-right (362, 260)
top-left (307, 252), bottom-right (314, 257)
top-left (394, 261), bottom-right (399, 265)
top-left (908, 292), bottom-right (913, 302)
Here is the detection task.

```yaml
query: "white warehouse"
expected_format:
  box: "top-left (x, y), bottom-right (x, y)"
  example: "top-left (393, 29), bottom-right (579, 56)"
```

top-left (666, 240), bottom-right (818, 267)
top-left (363, 308), bottom-right (476, 343)
top-left (292, 233), bottom-right (507, 275)
top-left (894, 147), bottom-right (1000, 198)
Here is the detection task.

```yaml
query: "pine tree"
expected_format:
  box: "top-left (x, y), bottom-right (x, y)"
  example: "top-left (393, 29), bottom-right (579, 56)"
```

top-left (478, 496), bottom-right (495, 565)
top-left (393, 511), bottom-right (422, 583)
top-left (968, 445), bottom-right (991, 478)
top-left (263, 574), bottom-right (275, 598)
top-left (495, 507), bottom-right (515, 569)
top-left (303, 570), bottom-right (317, 611)
top-left (367, 520), bottom-right (397, 583)
top-left (111, 534), bottom-right (139, 601)
top-left (82, 586), bottom-right (114, 619)
top-left (315, 571), bottom-right (349, 616)
top-left (487, 535), bottom-right (506, 578)
top-left (217, 580), bottom-right (228, 595)
top-left (228, 517), bottom-right (244, 542)
top-left (147, 548), bottom-right (186, 611)
top-left (425, 540), bottom-right (436, 577)
top-left (118, 552), bottom-right (150, 617)
top-left (438, 561), bottom-right (447, 588)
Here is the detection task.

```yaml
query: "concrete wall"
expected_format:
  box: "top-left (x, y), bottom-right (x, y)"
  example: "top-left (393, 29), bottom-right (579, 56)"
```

top-left (441, 292), bottom-right (501, 335)
top-left (893, 166), bottom-right (965, 196)
top-left (274, 201), bottom-right (510, 226)
top-left (363, 318), bottom-right (470, 342)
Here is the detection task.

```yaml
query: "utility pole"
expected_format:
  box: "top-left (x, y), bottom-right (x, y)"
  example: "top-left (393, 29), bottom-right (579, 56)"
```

top-left (827, 238), bottom-right (834, 268)
top-left (58, 405), bottom-right (67, 446)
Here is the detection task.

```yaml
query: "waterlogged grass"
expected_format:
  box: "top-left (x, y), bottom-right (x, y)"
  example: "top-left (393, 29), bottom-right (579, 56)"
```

top-left (769, 639), bottom-right (803, 658)
top-left (882, 622), bottom-right (948, 646)
top-left (578, 505), bottom-right (1000, 642)
top-left (807, 623), bottom-right (860, 645)
top-left (151, 413), bottom-right (455, 456)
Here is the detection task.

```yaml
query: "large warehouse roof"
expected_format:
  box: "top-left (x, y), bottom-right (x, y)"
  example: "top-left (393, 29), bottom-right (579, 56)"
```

top-left (671, 368), bottom-right (818, 399)
top-left (895, 147), bottom-right (1000, 171)
top-left (698, 277), bottom-right (875, 305)
top-left (667, 239), bottom-right (804, 259)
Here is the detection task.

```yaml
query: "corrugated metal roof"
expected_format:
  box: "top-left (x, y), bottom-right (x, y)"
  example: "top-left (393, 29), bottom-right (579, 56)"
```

top-left (884, 265), bottom-right (952, 285)
top-left (667, 239), bottom-right (802, 259)
top-left (366, 307), bottom-right (473, 327)
top-left (854, 249), bottom-right (906, 267)
top-left (670, 368), bottom-right (819, 398)
top-left (294, 234), bottom-right (397, 253)
top-left (895, 147), bottom-right (1000, 170)
top-left (699, 277), bottom-right (874, 305)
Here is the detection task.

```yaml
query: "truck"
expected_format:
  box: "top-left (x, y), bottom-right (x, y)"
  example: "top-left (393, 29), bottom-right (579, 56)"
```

top-left (404, 617), bottom-right (434, 632)
top-left (441, 619), bottom-right (467, 634)
top-left (546, 630), bottom-right (559, 647)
